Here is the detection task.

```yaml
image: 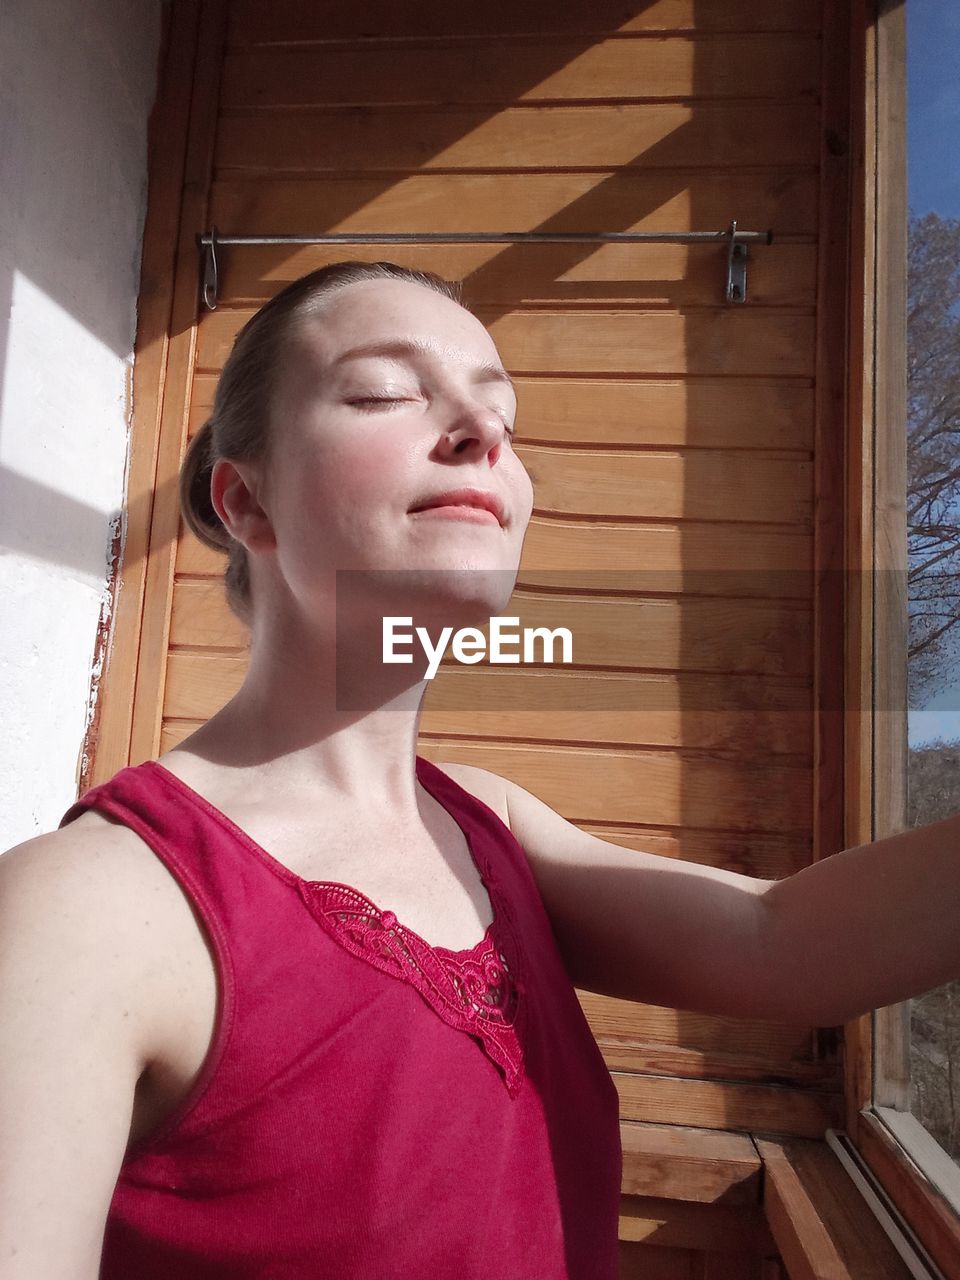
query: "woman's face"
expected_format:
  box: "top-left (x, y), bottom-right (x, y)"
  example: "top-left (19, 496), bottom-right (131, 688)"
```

top-left (252, 277), bottom-right (535, 628)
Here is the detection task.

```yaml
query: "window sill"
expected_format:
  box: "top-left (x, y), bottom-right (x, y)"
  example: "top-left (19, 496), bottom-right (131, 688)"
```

top-left (618, 1119), bottom-right (928, 1276)
top-left (854, 1106), bottom-right (960, 1278)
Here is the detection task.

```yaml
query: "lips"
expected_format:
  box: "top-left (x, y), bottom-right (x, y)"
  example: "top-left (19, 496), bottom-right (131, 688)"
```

top-left (408, 487), bottom-right (505, 526)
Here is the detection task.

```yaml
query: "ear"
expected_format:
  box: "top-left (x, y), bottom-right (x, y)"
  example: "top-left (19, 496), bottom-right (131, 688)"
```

top-left (210, 457), bottom-right (277, 553)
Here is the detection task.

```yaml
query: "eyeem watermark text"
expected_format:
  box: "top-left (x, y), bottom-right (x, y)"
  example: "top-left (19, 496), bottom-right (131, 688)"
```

top-left (383, 616), bottom-right (573, 679)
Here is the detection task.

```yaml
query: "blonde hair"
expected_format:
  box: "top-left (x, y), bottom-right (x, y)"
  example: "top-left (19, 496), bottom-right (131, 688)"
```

top-left (178, 261), bottom-right (465, 627)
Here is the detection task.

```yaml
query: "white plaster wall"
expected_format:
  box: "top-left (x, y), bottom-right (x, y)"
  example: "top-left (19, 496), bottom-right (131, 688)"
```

top-left (0, 0), bottom-right (164, 848)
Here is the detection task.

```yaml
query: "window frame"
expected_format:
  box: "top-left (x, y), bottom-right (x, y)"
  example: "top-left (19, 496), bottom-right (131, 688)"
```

top-left (850, 0), bottom-right (960, 1270)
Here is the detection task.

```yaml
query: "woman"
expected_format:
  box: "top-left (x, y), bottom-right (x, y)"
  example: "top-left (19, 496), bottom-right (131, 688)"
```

top-left (3, 261), bottom-right (959, 1279)
top-left (2, 262), bottom-right (625, 1279)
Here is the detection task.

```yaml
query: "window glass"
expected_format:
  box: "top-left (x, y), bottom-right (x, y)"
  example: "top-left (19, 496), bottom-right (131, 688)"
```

top-left (905, 0), bottom-right (960, 1166)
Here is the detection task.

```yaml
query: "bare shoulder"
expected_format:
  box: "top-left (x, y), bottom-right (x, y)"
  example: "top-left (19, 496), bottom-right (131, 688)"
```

top-left (3, 807), bottom-right (163, 913)
top-left (428, 761), bottom-right (512, 829)
top-left (4, 805), bottom-right (181, 913)
top-left (428, 762), bottom-right (564, 855)
top-left (0, 808), bottom-right (202, 1070)
top-left (428, 761), bottom-right (579, 859)
top-left (0, 812), bottom-right (201, 1272)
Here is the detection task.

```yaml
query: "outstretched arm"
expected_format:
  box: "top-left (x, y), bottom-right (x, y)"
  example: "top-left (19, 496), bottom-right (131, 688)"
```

top-left (760, 811), bottom-right (960, 1026)
top-left (443, 763), bottom-right (960, 1028)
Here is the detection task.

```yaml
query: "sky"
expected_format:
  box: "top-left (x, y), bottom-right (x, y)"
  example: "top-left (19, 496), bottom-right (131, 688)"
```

top-left (907, 1), bottom-right (960, 218)
top-left (906, 0), bottom-right (960, 747)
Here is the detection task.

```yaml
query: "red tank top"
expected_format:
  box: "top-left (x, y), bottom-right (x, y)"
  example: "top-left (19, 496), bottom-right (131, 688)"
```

top-left (58, 755), bottom-right (622, 1278)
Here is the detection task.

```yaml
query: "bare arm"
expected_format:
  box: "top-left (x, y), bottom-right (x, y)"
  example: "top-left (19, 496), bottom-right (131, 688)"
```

top-left (762, 812), bottom-right (960, 1026)
top-left (447, 763), bottom-right (960, 1028)
top-left (0, 827), bottom-right (157, 1279)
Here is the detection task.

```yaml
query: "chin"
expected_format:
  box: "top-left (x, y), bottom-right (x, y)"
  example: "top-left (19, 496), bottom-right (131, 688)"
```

top-left (423, 568), bottom-right (518, 624)
top-left (361, 562), bottom-right (519, 628)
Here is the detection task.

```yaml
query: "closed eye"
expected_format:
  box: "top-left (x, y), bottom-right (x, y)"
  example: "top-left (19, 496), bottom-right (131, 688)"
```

top-left (346, 396), bottom-right (411, 408)
top-left (347, 395), bottom-right (517, 439)
top-left (345, 394), bottom-right (419, 409)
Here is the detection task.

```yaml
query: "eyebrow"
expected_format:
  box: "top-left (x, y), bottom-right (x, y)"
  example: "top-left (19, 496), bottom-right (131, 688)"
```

top-left (328, 338), bottom-right (517, 395)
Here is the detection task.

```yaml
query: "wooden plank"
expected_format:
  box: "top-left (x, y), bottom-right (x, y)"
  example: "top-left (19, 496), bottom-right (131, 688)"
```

top-left (176, 515), bottom-right (813, 592)
top-left (618, 1240), bottom-right (700, 1280)
top-left (215, 102), bottom-right (821, 173)
top-left (517, 444), bottom-right (812, 524)
top-left (227, 0), bottom-right (823, 43)
top-left (620, 1120), bottom-right (763, 1203)
top-left (168, 596), bottom-right (814, 686)
top-left (855, 1110), bottom-right (960, 1280)
top-left (170, 579), bottom-right (814, 677)
top-left (572, 827), bottom-right (808, 881)
top-left (209, 171), bottom-right (820, 238)
top-left (482, 310), bottom-right (816, 378)
top-left (809, 0), bottom-right (852, 915)
top-left (161, 651), bottom-right (239, 719)
top-left (191, 373), bottom-right (815, 452)
top-left (612, 1072), bottom-right (842, 1140)
top-left (756, 1136), bottom-right (915, 1279)
top-left (127, 0), bottom-right (229, 769)
top-left (163, 650), bottom-right (812, 762)
top-left (619, 1244), bottom-right (696, 1280)
top-left (196, 308), bottom-right (816, 378)
top-left (842, 0), bottom-right (875, 1140)
top-left (596, 1005), bottom-right (827, 1078)
top-left (594, 1024), bottom-right (838, 1088)
top-left (416, 739), bottom-right (811, 833)
top-left (80, 0), bottom-right (202, 789)
top-left (870, 1109), bottom-right (960, 1224)
top-left (619, 1197), bottom-right (777, 1254)
top-left (221, 36), bottom-right (821, 108)
top-left (866, 0), bottom-right (909, 785)
top-left (516, 520), bottom-right (812, 591)
top-left (870, 0), bottom-right (912, 1135)
top-left (215, 241), bottom-right (816, 310)
top-left (170, 579), bottom-right (246, 648)
top-left (431, 686), bottom-right (809, 758)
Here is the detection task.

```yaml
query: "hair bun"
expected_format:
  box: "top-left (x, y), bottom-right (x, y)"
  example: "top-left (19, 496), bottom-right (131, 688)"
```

top-left (180, 417), bottom-right (230, 553)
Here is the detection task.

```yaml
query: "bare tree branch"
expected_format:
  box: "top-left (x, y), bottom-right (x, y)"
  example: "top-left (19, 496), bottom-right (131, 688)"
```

top-left (907, 212), bottom-right (960, 700)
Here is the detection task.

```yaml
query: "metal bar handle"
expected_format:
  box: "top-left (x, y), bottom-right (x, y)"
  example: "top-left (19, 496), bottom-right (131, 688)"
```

top-left (198, 222), bottom-right (773, 310)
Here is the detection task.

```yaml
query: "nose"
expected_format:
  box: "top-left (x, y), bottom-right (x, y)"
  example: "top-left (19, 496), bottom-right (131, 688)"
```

top-left (437, 399), bottom-right (509, 462)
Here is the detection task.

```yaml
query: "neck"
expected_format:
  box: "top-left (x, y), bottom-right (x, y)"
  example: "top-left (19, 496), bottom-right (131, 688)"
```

top-left (169, 595), bottom-right (456, 814)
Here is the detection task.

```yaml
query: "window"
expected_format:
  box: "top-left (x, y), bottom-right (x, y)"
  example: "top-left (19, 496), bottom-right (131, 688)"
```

top-left (900, 0), bottom-right (960, 1169)
top-left (864, 1), bottom-right (960, 1263)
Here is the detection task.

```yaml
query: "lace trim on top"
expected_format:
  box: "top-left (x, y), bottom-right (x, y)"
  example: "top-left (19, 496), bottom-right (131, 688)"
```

top-left (296, 879), bottom-right (527, 1098)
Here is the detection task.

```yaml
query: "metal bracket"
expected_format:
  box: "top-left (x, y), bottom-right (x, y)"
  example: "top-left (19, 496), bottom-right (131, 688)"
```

top-left (726, 219), bottom-right (749, 304)
top-left (727, 218), bottom-right (762, 303)
top-left (201, 226), bottom-right (220, 312)
top-left (197, 222), bottom-right (772, 311)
